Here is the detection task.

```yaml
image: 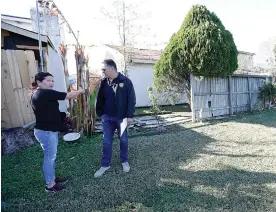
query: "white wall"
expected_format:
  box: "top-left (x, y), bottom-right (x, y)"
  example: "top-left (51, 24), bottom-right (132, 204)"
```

top-left (128, 64), bottom-right (154, 107)
top-left (48, 47), bottom-right (68, 112)
top-left (238, 53), bottom-right (254, 70)
top-left (30, 6), bottom-right (62, 53)
top-left (128, 63), bottom-right (187, 107)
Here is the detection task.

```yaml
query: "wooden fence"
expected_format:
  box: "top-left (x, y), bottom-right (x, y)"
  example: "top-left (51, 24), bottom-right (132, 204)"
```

top-left (190, 74), bottom-right (271, 121)
top-left (1, 50), bottom-right (38, 129)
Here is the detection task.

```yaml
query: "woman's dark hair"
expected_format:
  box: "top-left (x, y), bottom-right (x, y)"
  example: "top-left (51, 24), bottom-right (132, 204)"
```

top-left (30, 72), bottom-right (53, 91)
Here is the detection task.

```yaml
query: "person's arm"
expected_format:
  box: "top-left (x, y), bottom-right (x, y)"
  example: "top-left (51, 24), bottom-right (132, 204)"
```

top-left (126, 80), bottom-right (136, 125)
top-left (65, 89), bottom-right (85, 100)
top-left (42, 89), bottom-right (85, 101)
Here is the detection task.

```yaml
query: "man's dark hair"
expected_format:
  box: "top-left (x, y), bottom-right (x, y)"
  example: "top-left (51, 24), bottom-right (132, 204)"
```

top-left (103, 59), bottom-right (117, 71)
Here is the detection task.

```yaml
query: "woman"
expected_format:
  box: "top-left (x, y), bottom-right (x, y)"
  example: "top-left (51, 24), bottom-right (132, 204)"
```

top-left (30, 72), bottom-right (84, 193)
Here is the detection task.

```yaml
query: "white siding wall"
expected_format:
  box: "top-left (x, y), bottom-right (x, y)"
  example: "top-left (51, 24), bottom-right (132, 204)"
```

top-left (48, 47), bottom-right (68, 112)
top-left (238, 53), bottom-right (254, 70)
top-left (128, 64), bottom-right (154, 107)
top-left (128, 63), bottom-right (187, 107)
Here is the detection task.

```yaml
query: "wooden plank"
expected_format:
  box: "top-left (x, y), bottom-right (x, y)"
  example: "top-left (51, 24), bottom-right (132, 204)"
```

top-left (16, 45), bottom-right (47, 50)
top-left (13, 89), bottom-right (25, 126)
top-left (232, 74), bottom-right (269, 78)
top-left (15, 50), bottom-right (31, 88)
top-left (6, 50), bottom-right (22, 89)
top-left (25, 51), bottom-right (38, 84)
top-left (247, 76), bottom-right (252, 112)
top-left (1, 29), bottom-right (9, 48)
top-left (233, 104), bottom-right (249, 108)
top-left (23, 88), bottom-right (36, 123)
top-left (195, 107), bottom-right (231, 112)
top-left (7, 50), bottom-right (25, 126)
top-left (190, 74), bottom-right (196, 122)
top-left (1, 83), bottom-right (12, 128)
top-left (228, 76), bottom-right (233, 115)
top-left (194, 91), bottom-right (260, 96)
top-left (45, 50), bottom-right (50, 72)
top-left (17, 89), bottom-right (28, 124)
top-left (1, 50), bottom-right (15, 105)
top-left (1, 83), bottom-right (6, 110)
top-left (23, 89), bottom-right (33, 114)
top-left (1, 50), bottom-right (22, 127)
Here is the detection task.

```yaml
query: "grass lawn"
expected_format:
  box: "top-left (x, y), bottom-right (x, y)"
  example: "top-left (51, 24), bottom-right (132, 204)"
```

top-left (134, 104), bottom-right (191, 116)
top-left (1, 109), bottom-right (276, 211)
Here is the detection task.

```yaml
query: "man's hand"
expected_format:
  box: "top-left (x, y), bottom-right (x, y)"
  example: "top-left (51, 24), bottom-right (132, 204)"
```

top-left (127, 118), bottom-right (133, 126)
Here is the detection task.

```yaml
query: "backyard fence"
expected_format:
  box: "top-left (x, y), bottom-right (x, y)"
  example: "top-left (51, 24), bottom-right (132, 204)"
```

top-left (190, 73), bottom-right (271, 121)
top-left (1, 50), bottom-right (38, 128)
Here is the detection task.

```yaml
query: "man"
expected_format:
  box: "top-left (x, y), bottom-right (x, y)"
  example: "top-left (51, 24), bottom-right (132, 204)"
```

top-left (94, 59), bottom-right (136, 178)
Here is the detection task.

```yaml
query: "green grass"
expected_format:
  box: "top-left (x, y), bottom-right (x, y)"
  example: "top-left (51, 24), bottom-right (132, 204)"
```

top-left (1, 110), bottom-right (276, 211)
top-left (135, 104), bottom-right (191, 116)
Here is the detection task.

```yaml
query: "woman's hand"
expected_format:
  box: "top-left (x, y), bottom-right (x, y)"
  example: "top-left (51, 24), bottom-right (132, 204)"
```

top-left (66, 89), bottom-right (85, 100)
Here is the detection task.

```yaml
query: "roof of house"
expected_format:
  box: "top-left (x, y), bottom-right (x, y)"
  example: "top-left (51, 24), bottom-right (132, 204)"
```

top-left (105, 44), bottom-right (163, 64)
top-left (1, 21), bottom-right (55, 49)
top-left (106, 44), bottom-right (255, 64)
top-left (238, 51), bottom-right (255, 56)
top-left (1, 14), bottom-right (31, 22)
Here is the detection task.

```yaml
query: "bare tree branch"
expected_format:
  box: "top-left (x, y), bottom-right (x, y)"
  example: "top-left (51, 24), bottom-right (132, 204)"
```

top-left (100, 0), bottom-right (151, 76)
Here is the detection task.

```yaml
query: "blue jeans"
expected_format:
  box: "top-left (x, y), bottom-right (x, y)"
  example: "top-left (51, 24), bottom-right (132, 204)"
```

top-left (34, 129), bottom-right (58, 185)
top-left (101, 115), bottom-right (128, 167)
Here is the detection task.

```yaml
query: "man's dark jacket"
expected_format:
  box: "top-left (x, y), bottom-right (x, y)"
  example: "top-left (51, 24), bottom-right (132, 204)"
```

top-left (96, 73), bottom-right (136, 119)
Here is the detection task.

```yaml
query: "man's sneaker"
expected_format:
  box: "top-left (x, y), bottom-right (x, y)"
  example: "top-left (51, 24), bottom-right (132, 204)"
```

top-left (94, 166), bottom-right (110, 178)
top-left (55, 177), bottom-right (69, 184)
top-left (45, 184), bottom-right (65, 193)
top-left (122, 162), bottom-right (130, 172)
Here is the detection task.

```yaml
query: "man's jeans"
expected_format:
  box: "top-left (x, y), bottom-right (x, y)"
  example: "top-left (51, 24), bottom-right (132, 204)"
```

top-left (34, 129), bottom-right (58, 185)
top-left (101, 115), bottom-right (128, 167)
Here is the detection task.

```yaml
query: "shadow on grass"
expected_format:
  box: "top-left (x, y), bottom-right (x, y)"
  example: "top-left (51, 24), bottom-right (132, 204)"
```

top-left (157, 167), bottom-right (276, 211)
top-left (1, 119), bottom-right (276, 211)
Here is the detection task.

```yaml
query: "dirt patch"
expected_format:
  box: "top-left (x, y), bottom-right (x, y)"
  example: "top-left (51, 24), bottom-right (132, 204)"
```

top-left (2, 128), bottom-right (35, 155)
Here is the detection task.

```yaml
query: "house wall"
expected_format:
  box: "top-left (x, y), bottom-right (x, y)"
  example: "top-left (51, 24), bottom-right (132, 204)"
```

top-left (48, 46), bottom-right (68, 112)
top-left (30, 6), bottom-right (61, 53)
top-left (128, 63), bottom-right (187, 107)
top-left (238, 53), bottom-right (254, 70)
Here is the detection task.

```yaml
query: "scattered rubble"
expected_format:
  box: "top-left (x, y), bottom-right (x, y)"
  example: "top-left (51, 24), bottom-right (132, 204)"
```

top-left (95, 113), bottom-right (192, 133)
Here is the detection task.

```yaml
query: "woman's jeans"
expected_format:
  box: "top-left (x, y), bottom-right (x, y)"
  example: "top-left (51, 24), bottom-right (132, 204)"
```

top-left (34, 129), bottom-right (58, 185)
top-left (101, 115), bottom-right (128, 167)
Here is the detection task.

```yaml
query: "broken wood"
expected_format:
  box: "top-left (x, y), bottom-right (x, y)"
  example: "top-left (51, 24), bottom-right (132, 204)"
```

top-left (94, 114), bottom-right (192, 133)
top-left (16, 45), bottom-right (47, 50)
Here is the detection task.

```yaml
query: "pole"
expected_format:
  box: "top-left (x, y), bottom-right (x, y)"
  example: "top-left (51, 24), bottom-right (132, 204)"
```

top-left (36, 0), bottom-right (44, 72)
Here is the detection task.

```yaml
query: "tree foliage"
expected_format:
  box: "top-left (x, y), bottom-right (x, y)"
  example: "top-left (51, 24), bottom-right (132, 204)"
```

top-left (259, 82), bottom-right (276, 109)
top-left (154, 5), bottom-right (238, 97)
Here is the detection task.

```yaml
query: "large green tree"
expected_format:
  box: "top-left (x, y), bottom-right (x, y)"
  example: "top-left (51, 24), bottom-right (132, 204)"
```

top-left (154, 5), bottom-right (238, 104)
